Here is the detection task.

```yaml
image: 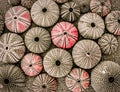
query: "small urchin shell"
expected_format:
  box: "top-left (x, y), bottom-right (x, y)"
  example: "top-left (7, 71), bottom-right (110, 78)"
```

top-left (91, 61), bottom-right (120, 92)
top-left (90, 0), bottom-right (111, 17)
top-left (51, 21), bottom-right (78, 49)
top-left (72, 40), bottom-right (101, 69)
top-left (65, 68), bottom-right (90, 92)
top-left (0, 14), bottom-right (4, 35)
top-left (61, 2), bottom-right (80, 22)
top-left (105, 11), bottom-right (120, 35)
top-left (5, 6), bottom-right (31, 33)
top-left (7, 0), bottom-right (21, 6)
top-left (98, 33), bottom-right (118, 55)
top-left (25, 27), bottom-right (51, 53)
top-left (0, 64), bottom-right (25, 92)
top-left (78, 13), bottom-right (105, 39)
top-left (0, 33), bottom-right (25, 64)
top-left (54, 0), bottom-right (68, 3)
top-left (32, 73), bottom-right (57, 92)
top-left (43, 48), bottom-right (73, 78)
top-left (31, 0), bottom-right (59, 27)
top-left (21, 53), bottom-right (43, 77)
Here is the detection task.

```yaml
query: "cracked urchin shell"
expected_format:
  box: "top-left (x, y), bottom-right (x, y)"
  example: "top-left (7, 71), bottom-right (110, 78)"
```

top-left (0, 14), bottom-right (4, 35)
top-left (74, 0), bottom-right (90, 13)
top-left (32, 73), bottom-right (57, 92)
top-left (21, 0), bottom-right (37, 9)
top-left (72, 40), bottom-right (101, 69)
top-left (61, 2), bottom-right (80, 22)
top-left (0, 64), bottom-right (25, 92)
top-left (90, 0), bottom-right (111, 17)
top-left (21, 53), bottom-right (43, 77)
top-left (31, 0), bottom-right (59, 27)
top-left (0, 33), bottom-right (25, 64)
top-left (25, 27), bottom-right (51, 53)
top-left (51, 21), bottom-right (78, 49)
top-left (5, 6), bottom-right (31, 33)
top-left (98, 33), bottom-right (118, 55)
top-left (78, 13), bottom-right (105, 39)
top-left (43, 48), bottom-right (73, 78)
top-left (54, 0), bottom-right (68, 3)
top-left (91, 61), bottom-right (120, 92)
top-left (105, 11), bottom-right (120, 35)
top-left (65, 68), bottom-right (90, 92)
top-left (7, 0), bottom-right (21, 6)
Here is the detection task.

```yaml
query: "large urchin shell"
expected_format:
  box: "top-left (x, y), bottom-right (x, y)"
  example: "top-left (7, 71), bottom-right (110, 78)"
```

top-left (25, 27), bottom-right (51, 53)
top-left (0, 64), bottom-right (25, 92)
top-left (72, 40), bottom-right (101, 69)
top-left (91, 61), bottom-right (120, 92)
top-left (98, 33), bottom-right (118, 55)
top-left (32, 73), bottom-right (57, 92)
top-left (0, 33), bottom-right (25, 64)
top-left (78, 13), bottom-right (105, 39)
top-left (43, 48), bottom-right (73, 78)
top-left (31, 0), bottom-right (59, 27)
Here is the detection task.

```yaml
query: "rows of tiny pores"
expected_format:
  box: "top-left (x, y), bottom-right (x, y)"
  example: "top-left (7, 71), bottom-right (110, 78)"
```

top-left (0, 0), bottom-right (120, 92)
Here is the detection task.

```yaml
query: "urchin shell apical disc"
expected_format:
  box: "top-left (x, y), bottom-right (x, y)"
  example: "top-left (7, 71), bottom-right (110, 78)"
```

top-left (0, 33), bottom-right (25, 64)
top-left (91, 61), bottom-right (120, 92)
top-left (61, 2), bottom-right (80, 22)
top-left (5, 6), bottom-right (31, 33)
top-left (54, 0), bottom-right (68, 3)
top-left (72, 40), bottom-right (101, 69)
top-left (65, 68), bottom-right (90, 92)
top-left (98, 33), bottom-right (118, 55)
top-left (43, 48), bottom-right (73, 78)
top-left (31, 0), bottom-right (59, 27)
top-left (0, 64), bottom-right (25, 92)
top-left (0, 14), bottom-right (4, 35)
top-left (78, 13), bottom-right (105, 39)
top-left (32, 73), bottom-right (57, 92)
top-left (25, 27), bottom-right (51, 53)
top-left (51, 21), bottom-right (78, 49)
top-left (21, 53), bottom-right (43, 77)
top-left (105, 11), bottom-right (120, 35)
top-left (90, 0), bottom-right (111, 17)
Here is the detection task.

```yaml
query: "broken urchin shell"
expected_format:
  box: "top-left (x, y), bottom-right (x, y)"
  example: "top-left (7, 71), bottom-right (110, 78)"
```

top-left (32, 73), bottom-right (57, 92)
top-left (31, 0), bottom-right (59, 27)
top-left (72, 40), bottom-right (101, 69)
top-left (43, 48), bottom-right (73, 78)
top-left (65, 68), bottom-right (90, 92)
top-left (91, 61), bottom-right (120, 92)
top-left (0, 33), bottom-right (25, 64)
top-left (25, 27), bottom-right (51, 53)
top-left (0, 14), bottom-right (4, 35)
top-left (90, 0), bottom-right (111, 17)
top-left (54, 0), bottom-right (68, 3)
top-left (98, 33), bottom-right (118, 55)
top-left (51, 21), bottom-right (78, 49)
top-left (78, 13), bottom-right (105, 39)
top-left (0, 64), bottom-right (25, 92)
top-left (5, 6), bottom-right (31, 33)
top-left (7, 0), bottom-right (21, 6)
top-left (21, 53), bottom-right (43, 77)
top-left (105, 11), bottom-right (120, 35)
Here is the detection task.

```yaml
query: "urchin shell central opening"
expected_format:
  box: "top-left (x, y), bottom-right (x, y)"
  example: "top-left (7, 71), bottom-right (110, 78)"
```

top-left (109, 77), bottom-right (114, 83)
top-left (29, 64), bottom-right (32, 67)
top-left (101, 2), bottom-right (105, 6)
top-left (4, 79), bottom-right (9, 84)
top-left (5, 47), bottom-right (8, 50)
top-left (14, 16), bottom-right (17, 19)
top-left (34, 37), bottom-right (39, 42)
top-left (69, 8), bottom-right (73, 12)
top-left (77, 80), bottom-right (80, 83)
top-left (91, 22), bottom-right (96, 27)
top-left (118, 20), bottom-right (120, 23)
top-left (64, 32), bottom-right (67, 35)
top-left (56, 60), bottom-right (61, 66)
top-left (42, 8), bottom-right (47, 12)
top-left (42, 84), bottom-right (46, 88)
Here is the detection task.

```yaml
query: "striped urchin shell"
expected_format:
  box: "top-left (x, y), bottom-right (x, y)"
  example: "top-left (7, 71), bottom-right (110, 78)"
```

top-left (105, 11), bottom-right (120, 35)
top-left (78, 13), bottom-right (105, 39)
top-left (7, 0), bottom-right (21, 6)
top-left (54, 0), bottom-right (68, 3)
top-left (21, 0), bottom-right (37, 9)
top-left (5, 6), bottom-right (31, 33)
top-left (43, 48), bottom-right (73, 77)
top-left (21, 53), bottom-right (43, 77)
top-left (72, 40), bottom-right (101, 69)
top-left (74, 0), bottom-right (90, 13)
top-left (91, 61), bottom-right (120, 92)
top-left (32, 73), bottom-right (57, 92)
top-left (0, 14), bottom-right (4, 35)
top-left (51, 22), bottom-right (78, 49)
top-left (90, 0), bottom-right (111, 17)
top-left (0, 33), bottom-right (25, 64)
top-left (31, 0), bottom-right (59, 27)
top-left (61, 2), bottom-right (80, 22)
top-left (25, 27), bottom-right (51, 53)
top-left (98, 34), bottom-right (118, 55)
top-left (65, 68), bottom-right (90, 92)
top-left (0, 64), bottom-right (25, 92)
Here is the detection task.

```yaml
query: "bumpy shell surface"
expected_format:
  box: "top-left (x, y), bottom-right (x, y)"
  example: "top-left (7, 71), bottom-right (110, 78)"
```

top-left (54, 0), bottom-right (68, 3)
